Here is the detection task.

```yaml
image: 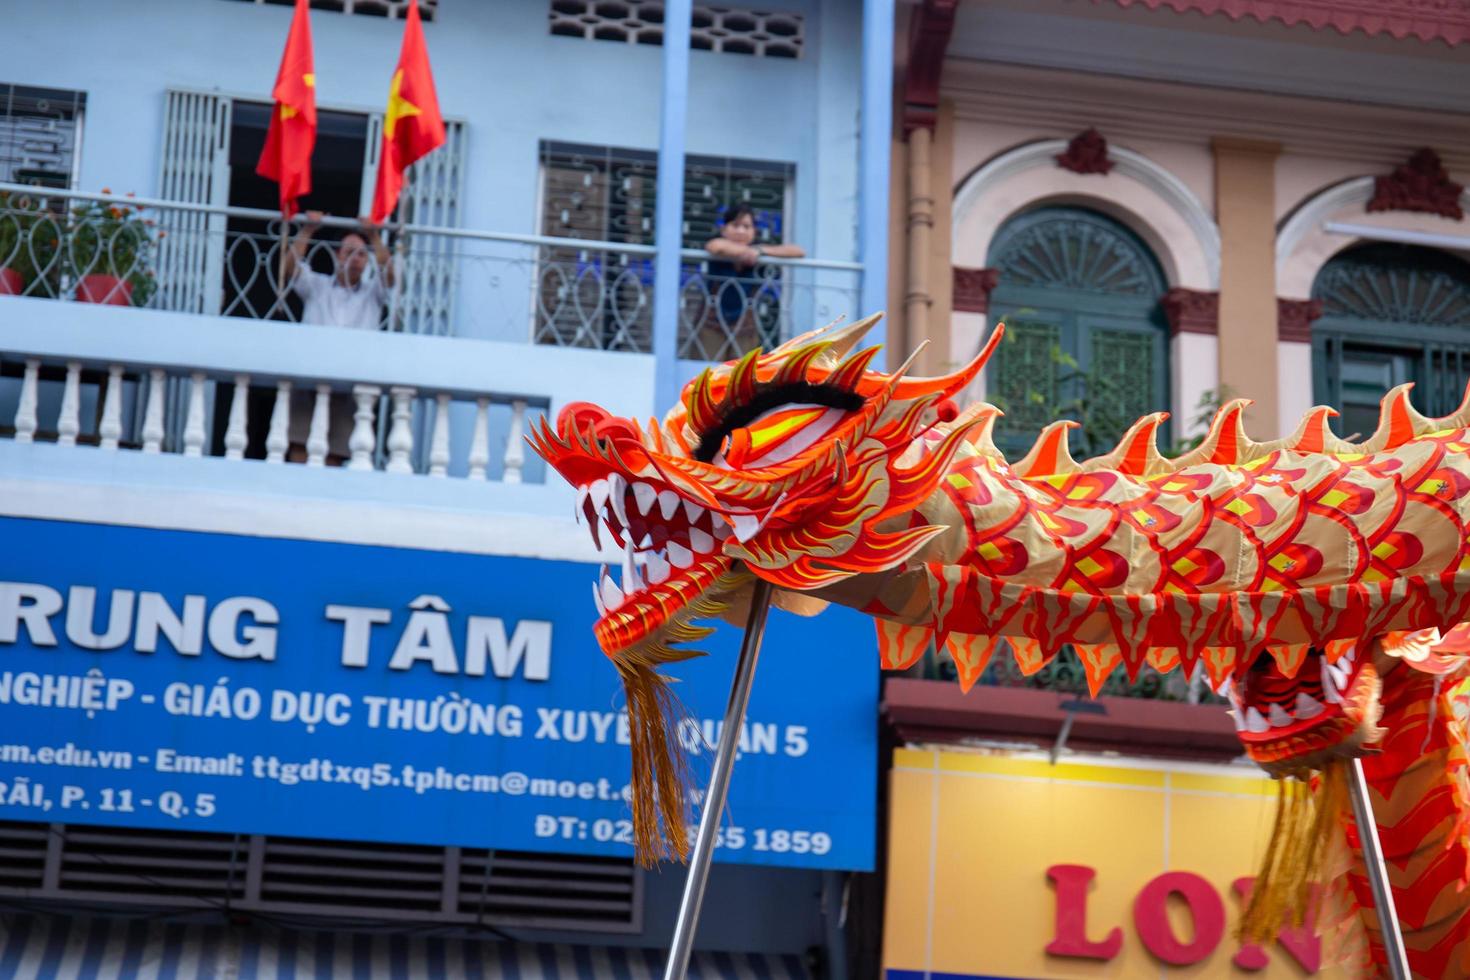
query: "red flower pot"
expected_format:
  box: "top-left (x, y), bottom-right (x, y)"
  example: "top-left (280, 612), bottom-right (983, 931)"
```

top-left (75, 274), bottom-right (133, 306)
top-left (0, 267), bottom-right (21, 295)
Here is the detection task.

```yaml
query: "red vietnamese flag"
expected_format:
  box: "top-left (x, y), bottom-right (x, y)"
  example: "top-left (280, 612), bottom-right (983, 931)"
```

top-left (370, 1), bottom-right (445, 224)
top-left (255, 0), bottom-right (317, 219)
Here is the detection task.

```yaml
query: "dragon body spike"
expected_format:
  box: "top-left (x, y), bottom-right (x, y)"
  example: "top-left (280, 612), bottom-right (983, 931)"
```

top-left (1012, 420), bottom-right (1080, 478)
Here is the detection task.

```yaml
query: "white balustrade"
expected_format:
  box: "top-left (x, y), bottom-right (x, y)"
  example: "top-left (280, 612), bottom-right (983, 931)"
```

top-left (503, 399), bottom-right (527, 484)
top-left (467, 397), bottom-right (490, 481)
top-left (266, 380), bottom-right (292, 464)
top-left (57, 362), bottom-right (81, 447)
top-left (306, 384), bottom-right (330, 468)
top-left (99, 365), bottom-right (124, 451)
top-left (349, 385), bottom-right (381, 471)
top-left (224, 374), bottom-right (250, 460)
top-left (141, 368), bottom-right (166, 453)
top-left (0, 351), bottom-right (544, 486)
top-left (14, 359), bottom-right (39, 443)
top-left (429, 394), bottom-right (451, 478)
top-left (182, 371), bottom-right (207, 457)
top-left (386, 386), bottom-right (416, 474)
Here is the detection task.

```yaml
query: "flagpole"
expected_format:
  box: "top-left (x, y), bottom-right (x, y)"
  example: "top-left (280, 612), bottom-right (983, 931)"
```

top-left (278, 217), bottom-right (290, 303)
top-left (663, 578), bottom-right (774, 980)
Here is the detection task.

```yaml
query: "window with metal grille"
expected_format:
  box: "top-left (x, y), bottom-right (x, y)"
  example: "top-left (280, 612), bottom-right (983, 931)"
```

top-left (0, 83), bottom-right (84, 189)
top-left (549, 1), bottom-right (803, 58)
top-left (984, 206), bottom-right (1171, 458)
top-left (1312, 243), bottom-right (1470, 441)
top-left (534, 140), bottom-right (794, 353)
top-left (220, 0), bottom-right (436, 20)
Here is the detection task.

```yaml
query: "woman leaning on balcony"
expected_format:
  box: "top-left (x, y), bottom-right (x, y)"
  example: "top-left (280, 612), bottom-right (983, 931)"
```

top-left (699, 203), bottom-right (804, 358)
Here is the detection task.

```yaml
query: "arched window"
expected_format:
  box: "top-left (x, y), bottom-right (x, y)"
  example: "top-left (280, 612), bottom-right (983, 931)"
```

top-left (1312, 243), bottom-right (1470, 440)
top-left (985, 206), bottom-right (1170, 456)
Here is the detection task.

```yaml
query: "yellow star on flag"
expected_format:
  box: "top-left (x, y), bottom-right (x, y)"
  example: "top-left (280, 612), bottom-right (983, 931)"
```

top-left (384, 69), bottom-right (422, 140)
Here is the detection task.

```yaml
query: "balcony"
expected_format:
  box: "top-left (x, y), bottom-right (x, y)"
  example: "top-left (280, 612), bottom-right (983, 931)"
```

top-left (0, 184), bottom-right (860, 518)
top-left (0, 183), bottom-right (860, 354)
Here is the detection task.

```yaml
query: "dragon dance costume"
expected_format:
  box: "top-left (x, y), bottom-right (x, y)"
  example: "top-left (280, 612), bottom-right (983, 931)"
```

top-left (532, 314), bottom-right (1470, 978)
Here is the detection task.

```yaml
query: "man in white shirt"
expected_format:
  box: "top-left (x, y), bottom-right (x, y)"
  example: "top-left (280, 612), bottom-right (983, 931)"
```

top-left (281, 212), bottom-right (395, 462)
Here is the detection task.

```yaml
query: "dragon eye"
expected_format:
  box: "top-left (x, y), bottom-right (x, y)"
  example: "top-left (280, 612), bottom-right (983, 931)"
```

top-left (690, 381), bottom-right (864, 463)
top-left (714, 403), bottom-right (846, 469)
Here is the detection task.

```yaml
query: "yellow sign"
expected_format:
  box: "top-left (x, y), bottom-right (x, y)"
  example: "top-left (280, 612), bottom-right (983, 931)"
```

top-left (882, 748), bottom-right (1349, 979)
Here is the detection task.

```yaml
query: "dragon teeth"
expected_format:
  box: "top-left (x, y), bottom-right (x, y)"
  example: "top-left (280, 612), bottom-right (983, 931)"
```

top-left (589, 478), bottom-right (611, 513)
top-left (1321, 659), bottom-right (1344, 704)
top-left (1229, 708), bottom-right (1246, 732)
top-left (645, 549), bottom-right (671, 584)
top-left (633, 481), bottom-right (658, 516)
top-left (1267, 703), bottom-right (1293, 727)
top-left (1294, 692), bottom-right (1324, 719)
top-left (600, 572), bottom-right (625, 612)
top-left (684, 499), bottom-right (704, 524)
top-left (667, 541), bottom-right (694, 569)
top-left (609, 474), bottom-right (629, 530)
top-left (623, 543), bottom-right (643, 593)
top-left (689, 528), bottom-right (715, 554)
top-left (658, 489), bottom-right (681, 520)
top-left (1244, 707), bottom-right (1269, 733)
top-left (731, 512), bottom-right (764, 543)
top-left (592, 580), bottom-right (607, 617)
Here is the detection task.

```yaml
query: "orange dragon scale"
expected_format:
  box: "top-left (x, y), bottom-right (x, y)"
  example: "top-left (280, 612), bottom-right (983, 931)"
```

top-left (530, 313), bottom-right (1470, 978)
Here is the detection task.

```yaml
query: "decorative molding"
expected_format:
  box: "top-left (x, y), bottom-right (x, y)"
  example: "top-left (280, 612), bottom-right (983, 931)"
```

top-left (1162, 288), bottom-right (1219, 337)
top-left (1277, 298), bottom-right (1323, 343)
top-left (1091, 0), bottom-right (1470, 48)
top-left (902, 0), bottom-right (959, 134)
top-left (952, 140), bottom-right (1221, 288)
top-left (953, 267), bottom-right (1000, 314)
top-left (1368, 149), bottom-right (1465, 221)
top-left (1276, 177), bottom-right (1375, 273)
top-left (942, 60), bottom-right (1470, 160)
top-left (1056, 129), bottom-right (1114, 175)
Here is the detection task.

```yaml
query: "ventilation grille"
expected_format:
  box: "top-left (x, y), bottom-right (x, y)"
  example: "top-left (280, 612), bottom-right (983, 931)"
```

top-left (0, 820), bottom-right (639, 933)
top-left (550, 1), bottom-right (804, 59)
top-left (222, 0), bottom-right (436, 20)
top-left (58, 825), bottom-right (249, 902)
top-left (0, 821), bottom-right (47, 890)
top-left (460, 849), bottom-right (639, 928)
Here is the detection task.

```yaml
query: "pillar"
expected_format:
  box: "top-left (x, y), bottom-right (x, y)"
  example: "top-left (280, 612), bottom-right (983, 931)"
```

top-left (1212, 137), bottom-right (1281, 436)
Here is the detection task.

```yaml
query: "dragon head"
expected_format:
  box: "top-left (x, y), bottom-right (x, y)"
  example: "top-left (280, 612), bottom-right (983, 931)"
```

top-left (1226, 630), bottom-right (1468, 778)
top-left (531, 313), bottom-right (997, 670)
top-left (529, 314), bottom-right (998, 861)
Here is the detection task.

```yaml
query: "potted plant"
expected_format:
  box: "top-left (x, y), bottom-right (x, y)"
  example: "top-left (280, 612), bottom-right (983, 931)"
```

top-left (0, 191), bottom-right (61, 297)
top-left (67, 193), bottom-right (157, 306)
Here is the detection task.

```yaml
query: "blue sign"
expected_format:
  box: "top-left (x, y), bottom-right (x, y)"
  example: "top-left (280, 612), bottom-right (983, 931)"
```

top-left (0, 517), bottom-right (876, 870)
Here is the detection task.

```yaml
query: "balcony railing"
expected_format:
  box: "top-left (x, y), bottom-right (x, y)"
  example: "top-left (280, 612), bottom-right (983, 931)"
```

top-left (0, 292), bottom-right (676, 489)
top-left (0, 183), bottom-right (862, 360)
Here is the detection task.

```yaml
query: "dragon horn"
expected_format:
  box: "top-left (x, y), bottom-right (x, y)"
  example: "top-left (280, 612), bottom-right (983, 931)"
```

top-left (890, 322), bottom-right (1006, 400)
top-left (813, 311), bottom-right (885, 366)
